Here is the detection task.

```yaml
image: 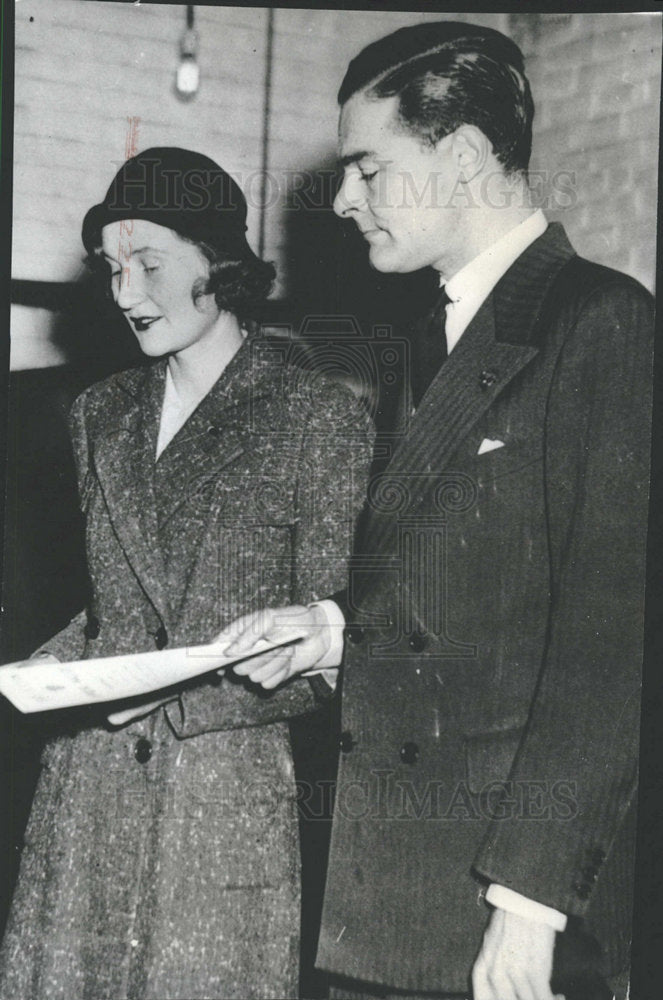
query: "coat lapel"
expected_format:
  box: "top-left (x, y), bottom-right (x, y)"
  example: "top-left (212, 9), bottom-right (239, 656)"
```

top-left (153, 339), bottom-right (272, 528)
top-left (365, 223), bottom-right (576, 552)
top-left (92, 363), bottom-right (173, 622)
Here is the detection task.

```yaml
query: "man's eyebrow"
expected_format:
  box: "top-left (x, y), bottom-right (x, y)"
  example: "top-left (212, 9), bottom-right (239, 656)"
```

top-left (337, 151), bottom-right (373, 169)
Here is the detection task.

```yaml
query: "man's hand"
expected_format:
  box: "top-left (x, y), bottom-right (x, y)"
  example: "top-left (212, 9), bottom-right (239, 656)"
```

top-left (472, 909), bottom-right (563, 1000)
top-left (218, 604), bottom-right (333, 689)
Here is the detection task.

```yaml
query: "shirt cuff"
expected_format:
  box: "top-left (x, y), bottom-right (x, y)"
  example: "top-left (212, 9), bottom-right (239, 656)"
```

top-left (485, 884), bottom-right (568, 932)
top-left (302, 599), bottom-right (345, 672)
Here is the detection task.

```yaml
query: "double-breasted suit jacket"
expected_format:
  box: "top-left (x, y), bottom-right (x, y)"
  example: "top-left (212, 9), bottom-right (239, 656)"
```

top-left (316, 224), bottom-right (653, 995)
top-left (0, 339), bottom-right (373, 1000)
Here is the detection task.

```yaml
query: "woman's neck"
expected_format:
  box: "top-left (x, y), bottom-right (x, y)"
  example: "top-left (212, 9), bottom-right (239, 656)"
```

top-left (166, 312), bottom-right (246, 411)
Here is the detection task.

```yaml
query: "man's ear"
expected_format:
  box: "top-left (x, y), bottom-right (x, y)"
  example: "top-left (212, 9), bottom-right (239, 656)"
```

top-left (447, 125), bottom-right (491, 183)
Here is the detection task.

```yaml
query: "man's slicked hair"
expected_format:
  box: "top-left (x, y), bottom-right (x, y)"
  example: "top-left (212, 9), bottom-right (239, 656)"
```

top-left (338, 21), bottom-right (534, 176)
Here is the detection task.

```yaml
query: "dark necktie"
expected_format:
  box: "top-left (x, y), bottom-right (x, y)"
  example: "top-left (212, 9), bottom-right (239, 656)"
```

top-left (411, 287), bottom-right (450, 408)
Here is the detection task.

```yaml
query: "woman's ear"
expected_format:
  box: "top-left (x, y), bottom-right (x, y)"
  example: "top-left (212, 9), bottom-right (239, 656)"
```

top-left (191, 274), bottom-right (218, 313)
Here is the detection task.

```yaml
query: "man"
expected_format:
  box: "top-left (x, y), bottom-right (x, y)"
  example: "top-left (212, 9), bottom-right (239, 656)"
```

top-left (222, 21), bottom-right (653, 1000)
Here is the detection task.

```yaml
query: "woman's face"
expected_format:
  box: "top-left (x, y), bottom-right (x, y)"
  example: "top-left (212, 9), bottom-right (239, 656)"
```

top-left (101, 219), bottom-right (221, 358)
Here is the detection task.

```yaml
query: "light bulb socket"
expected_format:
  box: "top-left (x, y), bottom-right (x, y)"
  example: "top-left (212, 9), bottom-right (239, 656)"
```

top-left (180, 27), bottom-right (198, 59)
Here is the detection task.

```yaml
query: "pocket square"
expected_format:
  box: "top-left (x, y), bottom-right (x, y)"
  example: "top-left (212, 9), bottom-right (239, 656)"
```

top-left (478, 437), bottom-right (505, 455)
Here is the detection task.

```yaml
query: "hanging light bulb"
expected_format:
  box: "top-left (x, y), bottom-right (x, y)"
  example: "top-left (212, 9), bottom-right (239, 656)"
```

top-left (176, 5), bottom-right (199, 100)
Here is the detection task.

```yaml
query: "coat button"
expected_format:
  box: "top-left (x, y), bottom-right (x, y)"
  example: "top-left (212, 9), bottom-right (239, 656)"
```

top-left (339, 731), bottom-right (357, 754)
top-left (134, 738), bottom-right (152, 764)
top-left (345, 626), bottom-right (365, 645)
top-left (154, 626), bottom-right (168, 650)
top-left (408, 633), bottom-right (427, 653)
top-left (399, 741), bottom-right (420, 765)
top-left (84, 615), bottom-right (100, 640)
top-left (207, 424), bottom-right (221, 437)
top-left (479, 369), bottom-right (498, 389)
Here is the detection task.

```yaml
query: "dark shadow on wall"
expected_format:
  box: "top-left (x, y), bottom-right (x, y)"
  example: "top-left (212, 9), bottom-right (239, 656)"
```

top-left (276, 155), bottom-right (440, 441)
top-left (1, 279), bottom-right (143, 937)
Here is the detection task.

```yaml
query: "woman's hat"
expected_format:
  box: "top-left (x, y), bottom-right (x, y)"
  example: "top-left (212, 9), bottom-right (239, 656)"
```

top-left (82, 146), bottom-right (255, 258)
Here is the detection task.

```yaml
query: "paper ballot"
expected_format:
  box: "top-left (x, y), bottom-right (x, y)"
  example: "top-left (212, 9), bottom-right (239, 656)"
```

top-left (0, 631), bottom-right (306, 714)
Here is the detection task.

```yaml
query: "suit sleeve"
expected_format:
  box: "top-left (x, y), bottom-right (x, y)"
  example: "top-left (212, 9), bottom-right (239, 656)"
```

top-left (167, 381), bottom-right (374, 738)
top-left (33, 393), bottom-right (91, 664)
top-left (473, 277), bottom-right (653, 916)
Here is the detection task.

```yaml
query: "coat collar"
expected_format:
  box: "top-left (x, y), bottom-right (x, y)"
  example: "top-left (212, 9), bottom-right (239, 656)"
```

top-left (90, 339), bottom-right (281, 599)
top-left (91, 361), bottom-right (171, 621)
top-left (152, 339), bottom-right (273, 526)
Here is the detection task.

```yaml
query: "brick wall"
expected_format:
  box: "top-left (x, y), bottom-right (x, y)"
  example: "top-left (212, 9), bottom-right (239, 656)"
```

top-left (509, 12), bottom-right (660, 294)
top-left (12, 1), bottom-right (269, 284)
top-left (10, 5), bottom-right (660, 368)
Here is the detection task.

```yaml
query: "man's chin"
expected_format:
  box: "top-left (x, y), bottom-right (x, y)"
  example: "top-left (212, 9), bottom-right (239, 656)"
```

top-left (367, 246), bottom-right (420, 274)
top-left (366, 244), bottom-right (403, 273)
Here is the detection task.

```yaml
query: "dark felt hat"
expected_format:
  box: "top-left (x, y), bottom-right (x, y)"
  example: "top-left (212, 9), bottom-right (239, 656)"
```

top-left (82, 146), bottom-right (255, 258)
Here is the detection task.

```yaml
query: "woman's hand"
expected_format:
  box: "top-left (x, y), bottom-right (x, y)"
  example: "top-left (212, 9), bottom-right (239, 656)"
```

top-left (107, 696), bottom-right (175, 727)
top-left (216, 604), bottom-right (333, 689)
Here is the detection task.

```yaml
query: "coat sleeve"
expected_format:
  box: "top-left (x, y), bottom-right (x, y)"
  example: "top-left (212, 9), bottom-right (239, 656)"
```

top-left (34, 393), bottom-right (91, 664)
top-left (167, 381), bottom-right (374, 739)
top-left (472, 276), bottom-right (653, 917)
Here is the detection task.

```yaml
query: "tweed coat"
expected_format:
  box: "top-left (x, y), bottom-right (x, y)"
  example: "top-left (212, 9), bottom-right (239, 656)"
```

top-left (316, 224), bottom-right (654, 995)
top-left (0, 339), bottom-right (373, 1000)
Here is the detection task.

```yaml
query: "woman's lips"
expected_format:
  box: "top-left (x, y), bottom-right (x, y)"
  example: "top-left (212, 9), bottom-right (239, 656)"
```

top-left (131, 316), bottom-right (162, 331)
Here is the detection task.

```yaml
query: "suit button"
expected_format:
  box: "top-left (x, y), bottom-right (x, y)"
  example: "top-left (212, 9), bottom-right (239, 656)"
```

top-left (84, 615), bottom-right (100, 640)
top-left (339, 731), bottom-right (357, 754)
top-left (408, 633), bottom-right (426, 653)
top-left (207, 424), bottom-right (221, 437)
top-left (572, 880), bottom-right (592, 900)
top-left (399, 741), bottom-right (420, 765)
top-left (154, 626), bottom-right (168, 650)
top-left (479, 369), bottom-right (498, 389)
top-left (345, 626), bottom-right (365, 645)
top-left (134, 738), bottom-right (152, 764)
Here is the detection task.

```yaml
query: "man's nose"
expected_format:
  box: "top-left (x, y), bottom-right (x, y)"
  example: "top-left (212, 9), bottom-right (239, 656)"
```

top-left (333, 172), bottom-right (366, 218)
top-left (114, 266), bottom-right (144, 310)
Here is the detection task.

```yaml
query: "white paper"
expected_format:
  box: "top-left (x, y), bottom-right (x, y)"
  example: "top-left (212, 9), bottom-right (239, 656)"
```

top-left (0, 631), bottom-right (306, 714)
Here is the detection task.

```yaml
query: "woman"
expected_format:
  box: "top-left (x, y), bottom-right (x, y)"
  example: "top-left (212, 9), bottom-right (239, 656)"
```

top-left (0, 147), bottom-right (373, 999)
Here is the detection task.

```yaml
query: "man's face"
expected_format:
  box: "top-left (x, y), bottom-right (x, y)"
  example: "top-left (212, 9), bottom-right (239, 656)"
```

top-left (334, 93), bottom-right (465, 276)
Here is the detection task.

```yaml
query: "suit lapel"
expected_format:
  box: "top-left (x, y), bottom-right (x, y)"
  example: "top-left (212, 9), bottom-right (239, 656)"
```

top-left (366, 223), bottom-right (576, 552)
top-left (92, 363), bottom-right (173, 621)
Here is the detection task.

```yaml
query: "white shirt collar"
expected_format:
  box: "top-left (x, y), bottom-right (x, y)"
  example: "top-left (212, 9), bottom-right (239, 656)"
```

top-left (442, 209), bottom-right (548, 352)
